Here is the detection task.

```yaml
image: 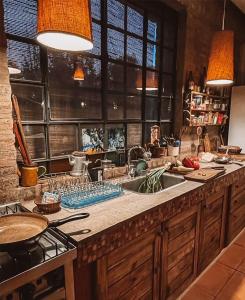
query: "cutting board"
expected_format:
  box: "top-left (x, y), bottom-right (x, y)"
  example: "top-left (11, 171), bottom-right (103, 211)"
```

top-left (184, 168), bottom-right (226, 183)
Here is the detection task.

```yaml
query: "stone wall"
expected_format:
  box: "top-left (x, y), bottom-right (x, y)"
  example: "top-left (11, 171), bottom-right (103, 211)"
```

top-left (0, 0), bottom-right (19, 202)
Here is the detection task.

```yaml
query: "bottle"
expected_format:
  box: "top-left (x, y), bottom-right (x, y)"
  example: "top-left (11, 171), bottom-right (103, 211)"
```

top-left (199, 67), bottom-right (207, 93)
top-left (187, 71), bottom-right (195, 91)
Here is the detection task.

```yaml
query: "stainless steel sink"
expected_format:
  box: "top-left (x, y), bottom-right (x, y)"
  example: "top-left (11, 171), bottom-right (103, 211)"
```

top-left (121, 173), bottom-right (186, 194)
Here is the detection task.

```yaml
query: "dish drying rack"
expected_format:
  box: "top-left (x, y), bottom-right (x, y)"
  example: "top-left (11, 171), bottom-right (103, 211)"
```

top-left (46, 176), bottom-right (123, 209)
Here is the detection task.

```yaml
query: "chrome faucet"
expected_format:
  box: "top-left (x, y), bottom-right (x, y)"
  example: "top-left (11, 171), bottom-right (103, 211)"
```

top-left (127, 145), bottom-right (146, 166)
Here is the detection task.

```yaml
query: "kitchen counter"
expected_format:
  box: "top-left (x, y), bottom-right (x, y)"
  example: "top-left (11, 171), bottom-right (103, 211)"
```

top-left (22, 162), bottom-right (245, 257)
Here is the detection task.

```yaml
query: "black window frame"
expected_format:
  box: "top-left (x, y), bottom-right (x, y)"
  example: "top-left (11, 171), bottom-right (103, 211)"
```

top-left (4, 0), bottom-right (178, 166)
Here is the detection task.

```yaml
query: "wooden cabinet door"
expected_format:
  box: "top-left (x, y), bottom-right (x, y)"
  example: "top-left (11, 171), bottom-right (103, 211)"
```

top-left (198, 190), bottom-right (228, 273)
top-left (96, 227), bottom-right (161, 300)
top-left (161, 205), bottom-right (201, 300)
top-left (227, 180), bottom-right (245, 243)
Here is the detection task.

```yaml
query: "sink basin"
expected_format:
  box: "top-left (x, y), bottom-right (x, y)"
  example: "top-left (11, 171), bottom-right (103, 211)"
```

top-left (122, 173), bottom-right (186, 194)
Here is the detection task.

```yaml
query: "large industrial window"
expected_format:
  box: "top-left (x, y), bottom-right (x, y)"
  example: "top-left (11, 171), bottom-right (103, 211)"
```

top-left (4, 0), bottom-right (178, 169)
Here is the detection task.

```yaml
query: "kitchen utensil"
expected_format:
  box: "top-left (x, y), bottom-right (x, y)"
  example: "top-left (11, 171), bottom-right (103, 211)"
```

top-left (0, 212), bottom-right (89, 251)
top-left (12, 94), bottom-right (32, 165)
top-left (34, 195), bottom-right (61, 214)
top-left (20, 164), bottom-right (46, 187)
top-left (204, 133), bottom-right (211, 152)
top-left (215, 156), bottom-right (231, 164)
top-left (184, 168), bottom-right (226, 183)
top-left (218, 145), bottom-right (242, 155)
top-left (69, 154), bottom-right (88, 176)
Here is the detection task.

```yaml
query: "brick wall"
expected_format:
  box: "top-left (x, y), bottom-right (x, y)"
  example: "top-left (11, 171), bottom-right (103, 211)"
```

top-left (0, 0), bottom-right (19, 202)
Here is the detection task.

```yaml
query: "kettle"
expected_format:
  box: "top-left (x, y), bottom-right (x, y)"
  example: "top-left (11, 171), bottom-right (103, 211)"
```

top-left (69, 155), bottom-right (87, 176)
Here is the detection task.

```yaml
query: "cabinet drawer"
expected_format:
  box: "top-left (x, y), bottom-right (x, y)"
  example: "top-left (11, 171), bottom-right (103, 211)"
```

top-left (203, 191), bottom-right (224, 228)
top-left (97, 228), bottom-right (161, 300)
top-left (199, 219), bottom-right (222, 271)
top-left (230, 189), bottom-right (245, 213)
top-left (228, 204), bottom-right (245, 242)
top-left (231, 179), bottom-right (245, 197)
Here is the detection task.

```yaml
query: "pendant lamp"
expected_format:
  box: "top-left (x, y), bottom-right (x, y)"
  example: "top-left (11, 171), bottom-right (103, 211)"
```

top-left (136, 71), bottom-right (158, 91)
top-left (206, 0), bottom-right (234, 85)
top-left (73, 62), bottom-right (85, 81)
top-left (37, 0), bottom-right (93, 51)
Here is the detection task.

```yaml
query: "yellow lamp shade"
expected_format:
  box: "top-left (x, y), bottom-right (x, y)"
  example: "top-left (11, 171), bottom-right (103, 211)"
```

top-left (207, 30), bottom-right (234, 85)
top-left (73, 62), bottom-right (85, 81)
top-left (37, 0), bottom-right (93, 51)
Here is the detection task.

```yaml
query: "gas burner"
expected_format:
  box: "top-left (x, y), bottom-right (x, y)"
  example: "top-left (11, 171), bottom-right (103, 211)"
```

top-left (0, 202), bottom-right (75, 284)
top-left (0, 244), bottom-right (43, 281)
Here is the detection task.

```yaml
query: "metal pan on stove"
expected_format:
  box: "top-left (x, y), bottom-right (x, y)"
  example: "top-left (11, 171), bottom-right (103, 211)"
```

top-left (0, 212), bottom-right (89, 251)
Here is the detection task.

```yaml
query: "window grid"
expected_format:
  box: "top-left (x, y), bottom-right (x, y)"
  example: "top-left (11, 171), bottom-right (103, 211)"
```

top-left (5, 0), bottom-right (177, 164)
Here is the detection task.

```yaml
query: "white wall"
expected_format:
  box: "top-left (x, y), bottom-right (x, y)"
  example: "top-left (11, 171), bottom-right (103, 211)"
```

top-left (228, 86), bottom-right (245, 150)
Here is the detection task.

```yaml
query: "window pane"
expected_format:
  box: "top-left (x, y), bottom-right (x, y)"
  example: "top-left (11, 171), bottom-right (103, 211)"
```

top-left (127, 66), bottom-right (142, 94)
top-left (126, 95), bottom-right (141, 119)
top-left (162, 74), bottom-right (174, 96)
top-left (146, 71), bottom-right (159, 96)
top-left (163, 13), bottom-right (177, 48)
top-left (127, 123), bottom-right (142, 147)
top-left (108, 62), bottom-right (124, 91)
top-left (163, 49), bottom-right (175, 73)
top-left (145, 97), bottom-right (159, 121)
top-left (48, 51), bottom-right (101, 89)
top-left (108, 0), bottom-right (125, 29)
top-left (127, 36), bottom-right (143, 66)
top-left (81, 127), bottom-right (104, 151)
top-left (108, 29), bottom-right (124, 61)
top-left (161, 96), bottom-right (172, 120)
top-left (107, 94), bottom-right (124, 120)
top-left (23, 126), bottom-right (46, 160)
top-left (7, 40), bottom-right (41, 81)
top-left (87, 22), bottom-right (101, 55)
top-left (148, 18), bottom-right (160, 43)
top-left (11, 84), bottom-right (44, 121)
top-left (127, 6), bottom-right (143, 37)
top-left (160, 123), bottom-right (171, 137)
top-left (91, 0), bottom-right (101, 20)
top-left (3, 0), bottom-right (37, 39)
top-left (147, 43), bottom-right (160, 69)
top-left (105, 124), bottom-right (125, 150)
top-left (50, 90), bottom-right (102, 120)
top-left (78, 57), bottom-right (101, 88)
top-left (49, 125), bottom-right (77, 157)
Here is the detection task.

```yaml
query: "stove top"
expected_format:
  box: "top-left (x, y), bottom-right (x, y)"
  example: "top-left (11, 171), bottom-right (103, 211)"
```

top-left (0, 203), bottom-right (75, 283)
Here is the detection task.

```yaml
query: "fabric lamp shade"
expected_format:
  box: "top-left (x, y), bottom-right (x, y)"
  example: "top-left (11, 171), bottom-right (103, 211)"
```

top-left (37, 0), bottom-right (93, 51)
top-left (207, 30), bottom-right (234, 85)
top-left (73, 62), bottom-right (85, 81)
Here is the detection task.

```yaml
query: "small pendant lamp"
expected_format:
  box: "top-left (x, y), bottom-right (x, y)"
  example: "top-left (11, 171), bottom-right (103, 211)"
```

top-left (136, 71), bottom-right (158, 91)
top-left (206, 0), bottom-right (234, 85)
top-left (37, 0), bottom-right (93, 51)
top-left (73, 62), bottom-right (85, 81)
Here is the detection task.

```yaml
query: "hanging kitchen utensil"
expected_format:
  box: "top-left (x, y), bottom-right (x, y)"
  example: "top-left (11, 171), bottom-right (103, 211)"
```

top-left (0, 212), bottom-right (89, 251)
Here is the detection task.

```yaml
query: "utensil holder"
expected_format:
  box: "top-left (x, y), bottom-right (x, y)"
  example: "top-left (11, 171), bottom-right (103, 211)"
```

top-left (168, 146), bottom-right (179, 157)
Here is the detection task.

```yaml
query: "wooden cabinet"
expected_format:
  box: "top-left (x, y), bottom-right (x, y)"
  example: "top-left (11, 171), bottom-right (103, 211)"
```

top-left (198, 190), bottom-right (228, 273)
top-left (161, 205), bottom-right (201, 300)
top-left (96, 228), bottom-right (161, 300)
top-left (227, 180), bottom-right (245, 243)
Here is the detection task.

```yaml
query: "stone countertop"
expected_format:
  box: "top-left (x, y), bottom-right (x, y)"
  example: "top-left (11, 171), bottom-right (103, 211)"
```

top-left (22, 162), bottom-right (245, 246)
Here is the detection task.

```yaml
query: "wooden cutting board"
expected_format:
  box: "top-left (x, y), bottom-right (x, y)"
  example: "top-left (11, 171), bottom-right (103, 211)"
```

top-left (184, 168), bottom-right (226, 183)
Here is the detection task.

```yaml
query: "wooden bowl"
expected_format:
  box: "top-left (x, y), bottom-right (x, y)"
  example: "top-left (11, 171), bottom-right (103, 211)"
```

top-left (34, 196), bottom-right (61, 214)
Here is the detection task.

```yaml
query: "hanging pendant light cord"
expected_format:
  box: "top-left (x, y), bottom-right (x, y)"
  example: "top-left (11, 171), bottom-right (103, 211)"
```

top-left (222, 0), bottom-right (227, 31)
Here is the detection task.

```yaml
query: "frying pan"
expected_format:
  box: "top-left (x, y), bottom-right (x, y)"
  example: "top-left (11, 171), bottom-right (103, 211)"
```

top-left (0, 212), bottom-right (89, 251)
